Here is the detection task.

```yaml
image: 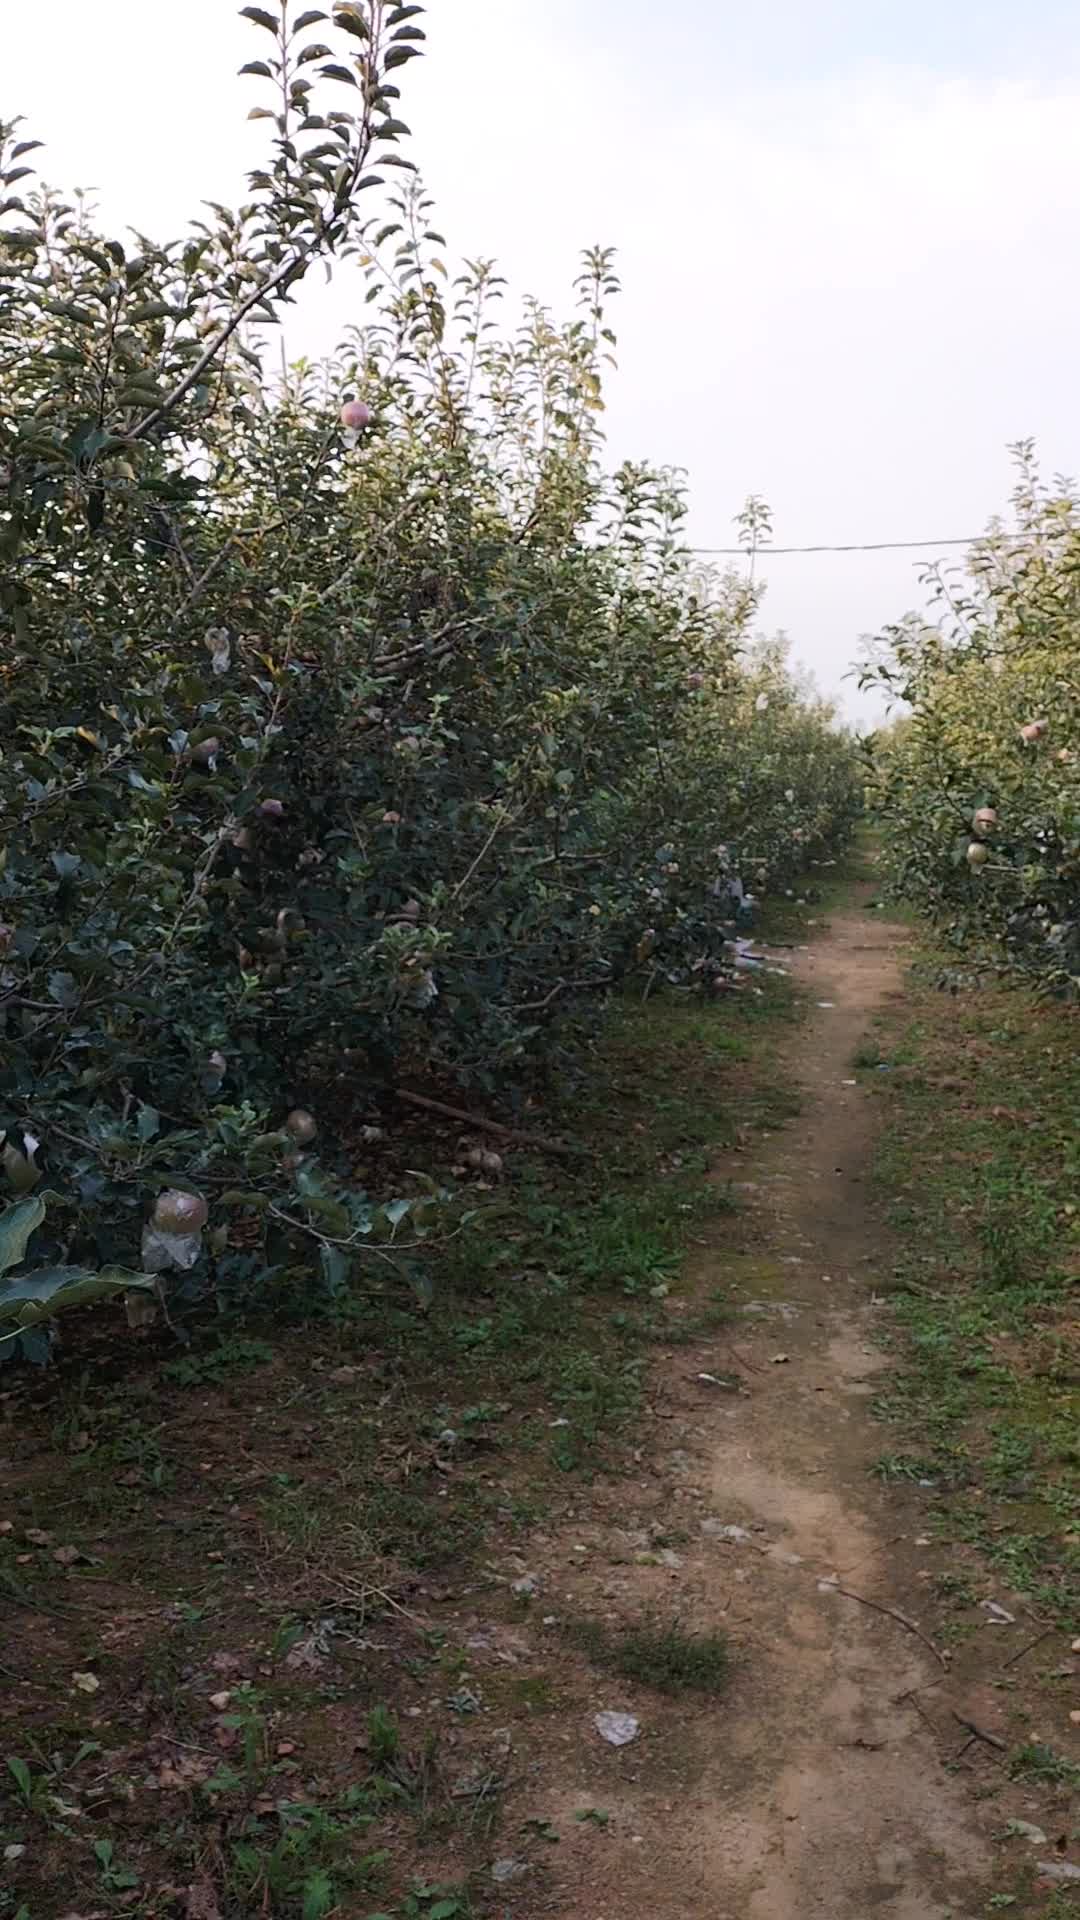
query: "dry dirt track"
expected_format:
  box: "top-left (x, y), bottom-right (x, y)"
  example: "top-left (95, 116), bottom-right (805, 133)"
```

top-left (515, 885), bottom-right (998, 1918)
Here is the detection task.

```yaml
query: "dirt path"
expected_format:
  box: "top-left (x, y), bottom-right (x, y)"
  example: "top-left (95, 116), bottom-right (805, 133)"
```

top-left (516, 884), bottom-right (995, 1917)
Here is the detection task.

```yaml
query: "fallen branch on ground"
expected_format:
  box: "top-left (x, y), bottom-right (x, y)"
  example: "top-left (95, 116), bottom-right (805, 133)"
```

top-left (822, 1580), bottom-right (947, 1668)
top-left (395, 1089), bottom-right (587, 1159)
top-left (952, 1710), bottom-right (1005, 1752)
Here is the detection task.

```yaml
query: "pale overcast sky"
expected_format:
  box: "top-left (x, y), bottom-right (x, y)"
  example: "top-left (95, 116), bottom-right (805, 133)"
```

top-left (8, 1), bottom-right (1080, 722)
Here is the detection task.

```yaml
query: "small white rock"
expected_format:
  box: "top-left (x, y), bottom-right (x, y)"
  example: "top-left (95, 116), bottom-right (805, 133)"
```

top-left (594, 1711), bottom-right (640, 1747)
top-left (981, 1601), bottom-right (1016, 1625)
top-left (701, 1520), bottom-right (752, 1543)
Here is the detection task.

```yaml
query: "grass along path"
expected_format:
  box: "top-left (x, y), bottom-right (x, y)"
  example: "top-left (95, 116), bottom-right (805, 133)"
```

top-left (2, 850), bottom-right (1078, 1918)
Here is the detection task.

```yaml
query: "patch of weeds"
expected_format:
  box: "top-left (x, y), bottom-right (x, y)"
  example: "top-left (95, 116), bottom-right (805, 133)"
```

top-left (360, 1708), bottom-right (443, 1826)
top-left (228, 1797), bottom-right (389, 1919)
top-left (1007, 1743), bottom-right (1080, 1789)
top-left (933, 1571), bottom-right (976, 1609)
top-left (568, 1616), bottom-right (730, 1695)
top-left (549, 1347), bottom-right (645, 1470)
top-left (1042, 1896), bottom-right (1080, 1920)
top-left (853, 1040), bottom-right (886, 1069)
top-left (506, 1674), bottom-right (556, 1712)
top-left (367, 1704), bottom-right (401, 1771)
top-left (4, 1756), bottom-right (44, 1814)
top-left (519, 1815), bottom-right (559, 1845)
top-left (163, 1334), bottom-right (275, 1387)
top-left (92, 1837), bottom-right (139, 1892)
top-left (367, 1881), bottom-right (473, 1919)
top-left (4, 1742), bottom-right (102, 1824)
top-left (358, 1478), bottom-right (494, 1571)
top-left (871, 1451), bottom-right (938, 1484)
top-left (651, 1526), bottom-right (691, 1550)
top-left (867, 959), bottom-right (1080, 1625)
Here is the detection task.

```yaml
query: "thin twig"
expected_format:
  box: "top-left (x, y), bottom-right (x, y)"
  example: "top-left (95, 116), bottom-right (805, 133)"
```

top-left (951, 1710), bottom-right (1005, 1753)
top-left (1003, 1624), bottom-right (1055, 1670)
top-left (517, 976), bottom-right (612, 1013)
top-left (159, 1732), bottom-right (218, 1759)
top-left (896, 1685), bottom-right (941, 1739)
top-left (330, 1574), bottom-right (430, 1630)
top-left (822, 1581), bottom-right (947, 1668)
top-left (721, 1340), bottom-right (765, 1377)
top-left (395, 1089), bottom-right (586, 1159)
top-left (450, 803), bottom-right (518, 903)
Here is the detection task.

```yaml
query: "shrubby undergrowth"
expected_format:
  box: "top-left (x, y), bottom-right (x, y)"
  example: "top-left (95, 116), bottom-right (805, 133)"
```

top-left (863, 445), bottom-right (1079, 992)
top-left (0, 2), bottom-right (860, 1357)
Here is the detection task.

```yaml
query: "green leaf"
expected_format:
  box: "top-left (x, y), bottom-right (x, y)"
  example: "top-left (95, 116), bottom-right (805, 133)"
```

top-left (220, 1190), bottom-right (271, 1211)
top-left (6, 1756), bottom-right (32, 1800)
top-left (0, 1197), bottom-right (46, 1277)
top-left (384, 43), bottom-right (422, 66)
top-left (116, 384), bottom-right (164, 406)
top-left (384, 1197), bottom-right (410, 1227)
top-left (44, 299), bottom-right (96, 325)
top-left (136, 1103), bottom-right (161, 1142)
top-left (333, 6), bottom-right (370, 38)
top-left (301, 1871), bottom-right (335, 1920)
top-left (239, 5), bottom-right (279, 28)
top-left (319, 62), bottom-right (357, 82)
top-left (0, 1264), bottom-right (156, 1330)
top-left (319, 1244), bottom-right (349, 1292)
top-left (48, 970), bottom-right (80, 1009)
top-left (127, 300), bottom-right (183, 323)
top-left (240, 59), bottom-right (275, 77)
top-left (293, 8), bottom-right (329, 27)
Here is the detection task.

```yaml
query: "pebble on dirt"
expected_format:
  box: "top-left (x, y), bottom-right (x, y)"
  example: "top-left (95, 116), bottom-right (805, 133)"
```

top-left (701, 1520), bottom-right (753, 1543)
top-left (491, 1858), bottom-right (528, 1883)
top-left (594, 1711), bottom-right (640, 1747)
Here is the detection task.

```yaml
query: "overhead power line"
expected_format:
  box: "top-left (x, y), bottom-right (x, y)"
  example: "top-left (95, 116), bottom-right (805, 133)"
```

top-left (688, 535), bottom-right (985, 556)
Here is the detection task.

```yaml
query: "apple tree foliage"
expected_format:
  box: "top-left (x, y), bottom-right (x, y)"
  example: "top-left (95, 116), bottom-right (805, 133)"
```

top-left (0, 1), bottom-right (861, 1356)
top-left (863, 444), bottom-right (1080, 993)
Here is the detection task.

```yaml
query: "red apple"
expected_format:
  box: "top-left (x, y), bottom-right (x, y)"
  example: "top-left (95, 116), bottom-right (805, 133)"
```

top-left (340, 399), bottom-right (372, 430)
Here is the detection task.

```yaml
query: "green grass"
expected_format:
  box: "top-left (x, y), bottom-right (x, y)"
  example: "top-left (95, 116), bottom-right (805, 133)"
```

top-left (1007, 1742), bottom-right (1080, 1789)
top-left (865, 953), bottom-right (1080, 1624)
top-left (567, 1616), bottom-right (731, 1696)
